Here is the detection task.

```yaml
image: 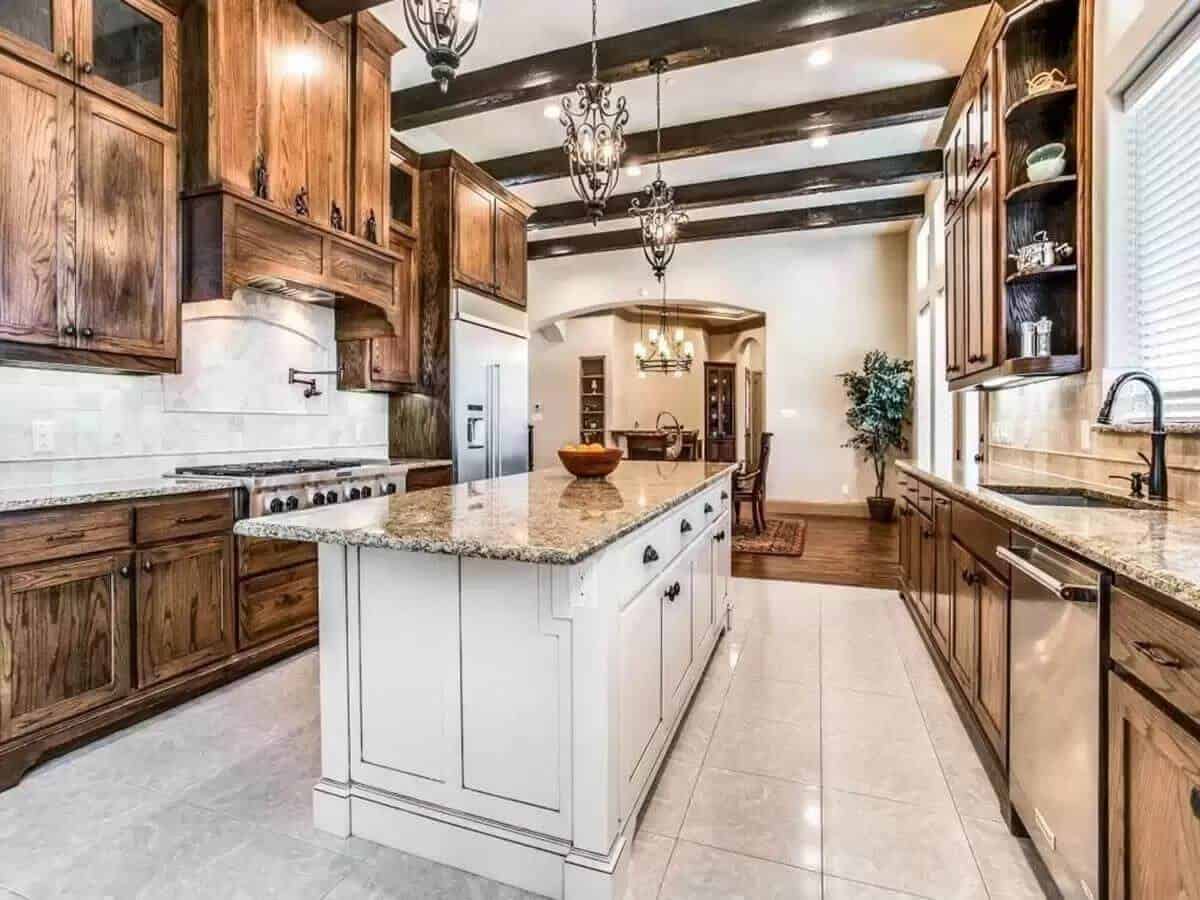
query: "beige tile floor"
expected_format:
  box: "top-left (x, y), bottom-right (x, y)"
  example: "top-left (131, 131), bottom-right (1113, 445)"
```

top-left (0, 578), bottom-right (1047, 899)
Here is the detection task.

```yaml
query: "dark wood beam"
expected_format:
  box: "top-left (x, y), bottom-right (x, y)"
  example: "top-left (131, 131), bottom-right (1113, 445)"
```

top-left (528, 151), bottom-right (942, 230)
top-left (391, 0), bottom-right (989, 131)
top-left (481, 78), bottom-right (958, 187)
top-left (528, 196), bottom-right (925, 260)
top-left (297, 0), bottom-right (387, 22)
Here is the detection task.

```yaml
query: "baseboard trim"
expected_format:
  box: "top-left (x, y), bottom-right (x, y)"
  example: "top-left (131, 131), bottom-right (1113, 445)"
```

top-left (766, 500), bottom-right (869, 519)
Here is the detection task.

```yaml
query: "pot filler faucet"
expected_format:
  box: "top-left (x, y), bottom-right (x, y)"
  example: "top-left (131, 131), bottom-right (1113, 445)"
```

top-left (1096, 370), bottom-right (1168, 501)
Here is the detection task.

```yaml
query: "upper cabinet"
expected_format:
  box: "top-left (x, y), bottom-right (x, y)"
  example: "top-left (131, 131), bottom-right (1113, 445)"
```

top-left (0, 0), bottom-right (180, 375)
top-left (351, 13), bottom-right (399, 245)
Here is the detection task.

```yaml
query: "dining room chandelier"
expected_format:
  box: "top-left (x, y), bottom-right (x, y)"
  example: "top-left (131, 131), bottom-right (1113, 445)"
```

top-left (634, 279), bottom-right (695, 376)
top-left (559, 0), bottom-right (629, 224)
top-left (631, 59), bottom-right (687, 281)
top-left (402, 0), bottom-right (482, 93)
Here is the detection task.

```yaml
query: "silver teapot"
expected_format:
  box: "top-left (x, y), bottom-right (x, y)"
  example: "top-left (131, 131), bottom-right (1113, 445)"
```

top-left (1010, 231), bottom-right (1074, 275)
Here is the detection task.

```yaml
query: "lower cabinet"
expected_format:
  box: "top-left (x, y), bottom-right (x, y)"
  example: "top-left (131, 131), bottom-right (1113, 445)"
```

top-left (662, 569), bottom-right (693, 715)
top-left (949, 541), bottom-right (978, 696)
top-left (1108, 671), bottom-right (1200, 899)
top-left (931, 496), bottom-right (954, 658)
top-left (973, 560), bottom-right (1009, 760)
top-left (913, 510), bottom-right (933, 628)
top-left (0, 551), bottom-right (133, 741)
top-left (618, 576), bottom-right (663, 800)
top-left (237, 562), bottom-right (318, 650)
top-left (136, 535), bottom-right (235, 688)
top-left (692, 537), bottom-right (715, 654)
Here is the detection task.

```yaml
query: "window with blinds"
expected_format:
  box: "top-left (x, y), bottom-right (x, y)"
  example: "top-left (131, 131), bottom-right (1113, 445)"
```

top-left (1127, 19), bottom-right (1200, 420)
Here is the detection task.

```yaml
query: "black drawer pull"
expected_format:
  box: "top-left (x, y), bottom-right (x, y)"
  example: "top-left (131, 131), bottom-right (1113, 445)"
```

top-left (1131, 641), bottom-right (1185, 670)
top-left (704, 503), bottom-right (714, 515)
top-left (680, 520), bottom-right (693, 534)
top-left (643, 546), bottom-right (659, 564)
top-left (175, 512), bottom-right (223, 526)
top-left (46, 531), bottom-right (85, 544)
top-left (721, 491), bottom-right (729, 501)
top-left (142, 560), bottom-right (153, 573)
top-left (119, 565), bottom-right (131, 579)
top-left (1192, 786), bottom-right (1200, 820)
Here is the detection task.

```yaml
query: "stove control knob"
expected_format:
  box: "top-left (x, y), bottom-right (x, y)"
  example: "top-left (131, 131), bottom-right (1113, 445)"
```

top-left (326, 491), bottom-right (339, 504)
top-left (349, 487), bottom-right (362, 500)
top-left (313, 493), bottom-right (326, 506)
top-left (269, 497), bottom-right (284, 514)
top-left (362, 486), bottom-right (373, 498)
top-left (285, 495), bottom-right (299, 511)
top-left (385, 482), bottom-right (398, 495)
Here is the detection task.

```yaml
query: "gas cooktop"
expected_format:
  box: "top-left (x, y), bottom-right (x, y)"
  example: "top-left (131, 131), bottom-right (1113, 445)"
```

top-left (175, 459), bottom-right (381, 478)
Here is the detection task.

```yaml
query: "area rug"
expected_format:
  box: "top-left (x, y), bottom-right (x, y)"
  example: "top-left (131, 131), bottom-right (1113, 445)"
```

top-left (733, 518), bottom-right (807, 556)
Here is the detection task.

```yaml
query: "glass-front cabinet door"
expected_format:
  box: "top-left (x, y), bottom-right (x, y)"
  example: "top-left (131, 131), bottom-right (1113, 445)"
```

top-left (76, 0), bottom-right (177, 126)
top-left (0, 0), bottom-right (75, 78)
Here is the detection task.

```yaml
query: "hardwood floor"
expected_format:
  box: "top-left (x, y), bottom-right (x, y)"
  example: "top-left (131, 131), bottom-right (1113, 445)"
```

top-left (733, 514), bottom-right (899, 589)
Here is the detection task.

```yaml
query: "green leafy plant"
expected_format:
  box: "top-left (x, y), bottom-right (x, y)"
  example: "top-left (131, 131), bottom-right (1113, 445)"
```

top-left (839, 350), bottom-right (914, 499)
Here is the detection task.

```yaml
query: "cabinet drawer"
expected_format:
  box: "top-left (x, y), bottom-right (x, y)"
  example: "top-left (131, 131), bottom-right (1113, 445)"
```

top-left (406, 465), bottom-right (453, 492)
top-left (917, 480), bottom-right (935, 517)
top-left (952, 500), bottom-right (1010, 580)
top-left (0, 505), bottom-right (132, 567)
top-left (237, 535), bottom-right (318, 578)
top-left (135, 493), bottom-right (235, 544)
top-left (238, 562), bottom-right (319, 649)
top-left (1111, 585), bottom-right (1200, 726)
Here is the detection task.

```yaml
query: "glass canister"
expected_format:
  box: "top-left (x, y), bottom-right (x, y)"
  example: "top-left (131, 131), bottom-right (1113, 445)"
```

top-left (1035, 317), bottom-right (1053, 357)
top-left (1020, 321), bottom-right (1037, 357)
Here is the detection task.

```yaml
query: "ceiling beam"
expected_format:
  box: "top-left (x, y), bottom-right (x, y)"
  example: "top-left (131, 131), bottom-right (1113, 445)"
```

top-left (528, 196), bottom-right (925, 260)
top-left (480, 78), bottom-right (958, 187)
top-left (297, 0), bottom-right (386, 22)
top-left (390, 0), bottom-right (988, 131)
top-left (528, 151), bottom-right (941, 230)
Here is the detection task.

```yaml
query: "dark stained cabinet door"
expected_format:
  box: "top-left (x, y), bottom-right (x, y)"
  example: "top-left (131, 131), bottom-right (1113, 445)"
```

top-left (0, 54), bottom-right (75, 349)
top-left (898, 503), bottom-right (912, 589)
top-left (949, 541), bottom-right (978, 696)
top-left (306, 18), bottom-right (350, 232)
top-left (494, 197), bottom-right (527, 307)
top-left (946, 210), bottom-right (968, 380)
top-left (353, 25), bottom-right (390, 242)
top-left (0, 552), bottom-right (132, 741)
top-left (973, 560), bottom-right (1008, 760)
top-left (76, 0), bottom-right (178, 127)
top-left (1108, 672), bottom-right (1200, 900)
top-left (370, 336), bottom-right (414, 385)
top-left (0, 0), bottom-right (74, 79)
top-left (135, 534), bottom-right (233, 688)
top-left (917, 512), bottom-right (936, 630)
top-left (965, 159), bottom-right (996, 375)
top-left (75, 92), bottom-right (178, 361)
top-left (931, 497), bottom-right (953, 660)
top-left (454, 173), bottom-right (496, 293)
top-left (908, 508), bottom-right (926, 627)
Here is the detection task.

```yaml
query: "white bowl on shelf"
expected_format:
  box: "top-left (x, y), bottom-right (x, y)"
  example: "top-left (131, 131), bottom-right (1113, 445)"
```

top-left (1026, 143), bottom-right (1067, 183)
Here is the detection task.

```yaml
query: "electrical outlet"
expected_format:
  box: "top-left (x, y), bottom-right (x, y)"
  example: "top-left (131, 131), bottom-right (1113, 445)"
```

top-left (842, 484), bottom-right (850, 497)
top-left (32, 420), bottom-right (54, 454)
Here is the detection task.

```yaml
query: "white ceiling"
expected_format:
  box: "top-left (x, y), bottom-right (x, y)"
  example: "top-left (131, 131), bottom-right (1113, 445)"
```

top-left (373, 1), bottom-right (988, 233)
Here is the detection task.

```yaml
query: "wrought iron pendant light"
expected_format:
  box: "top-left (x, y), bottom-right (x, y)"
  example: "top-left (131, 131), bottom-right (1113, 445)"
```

top-left (402, 0), bottom-right (482, 93)
top-left (631, 59), bottom-right (688, 281)
top-left (560, 0), bottom-right (629, 224)
top-left (634, 276), bottom-right (695, 376)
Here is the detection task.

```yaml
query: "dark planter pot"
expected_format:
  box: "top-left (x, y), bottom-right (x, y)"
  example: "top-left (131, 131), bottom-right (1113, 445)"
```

top-left (867, 496), bottom-right (896, 523)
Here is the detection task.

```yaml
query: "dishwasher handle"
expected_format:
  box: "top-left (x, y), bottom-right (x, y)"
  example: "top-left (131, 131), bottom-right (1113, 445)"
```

top-left (996, 545), bottom-right (1100, 604)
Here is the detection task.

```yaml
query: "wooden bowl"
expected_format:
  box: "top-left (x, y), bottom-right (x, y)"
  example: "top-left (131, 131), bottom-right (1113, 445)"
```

top-left (558, 447), bottom-right (623, 479)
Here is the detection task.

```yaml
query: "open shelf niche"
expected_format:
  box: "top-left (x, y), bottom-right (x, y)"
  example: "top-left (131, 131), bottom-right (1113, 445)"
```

top-left (579, 356), bottom-right (607, 445)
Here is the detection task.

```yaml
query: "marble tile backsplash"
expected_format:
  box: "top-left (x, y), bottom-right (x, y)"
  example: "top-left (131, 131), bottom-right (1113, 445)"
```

top-left (0, 294), bottom-right (388, 489)
top-left (988, 371), bottom-right (1200, 502)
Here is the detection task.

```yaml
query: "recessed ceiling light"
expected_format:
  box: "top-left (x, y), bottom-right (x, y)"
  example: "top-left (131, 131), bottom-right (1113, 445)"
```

top-left (626, 164), bottom-right (643, 177)
top-left (810, 134), bottom-right (830, 149)
top-left (543, 103), bottom-right (561, 119)
top-left (809, 47), bottom-right (833, 67)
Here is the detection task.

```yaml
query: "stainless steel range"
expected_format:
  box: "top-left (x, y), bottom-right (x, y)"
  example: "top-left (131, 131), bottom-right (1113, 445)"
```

top-left (173, 459), bottom-right (412, 518)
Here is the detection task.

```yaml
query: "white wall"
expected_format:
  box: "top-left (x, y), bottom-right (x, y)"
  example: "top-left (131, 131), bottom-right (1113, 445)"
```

top-left (528, 227), bottom-right (910, 503)
top-left (0, 293), bottom-right (389, 489)
top-left (610, 317), bottom-right (709, 437)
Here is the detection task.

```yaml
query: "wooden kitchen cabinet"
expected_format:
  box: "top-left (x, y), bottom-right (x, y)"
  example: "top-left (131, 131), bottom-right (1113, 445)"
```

top-left (931, 495), bottom-right (954, 659)
top-left (454, 171), bottom-right (499, 293)
top-left (950, 541), bottom-right (978, 696)
top-left (974, 558), bottom-right (1008, 760)
top-left (351, 12), bottom-right (398, 244)
top-left (898, 500), bottom-right (912, 587)
top-left (946, 208), bottom-right (967, 379)
top-left (76, 0), bottom-right (179, 127)
top-left (135, 534), bottom-right (234, 688)
top-left (494, 197), bottom-right (528, 307)
top-left (0, 551), bottom-right (132, 742)
top-left (964, 159), bottom-right (997, 375)
top-left (917, 510), bottom-right (936, 633)
top-left (0, 0), bottom-right (75, 79)
top-left (75, 91), bottom-right (178, 360)
top-left (1108, 671), bottom-right (1200, 900)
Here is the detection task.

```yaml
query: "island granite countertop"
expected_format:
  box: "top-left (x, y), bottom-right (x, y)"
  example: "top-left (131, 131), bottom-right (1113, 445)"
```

top-left (234, 461), bottom-right (738, 565)
top-left (897, 458), bottom-right (1200, 615)
top-left (0, 476), bottom-right (245, 514)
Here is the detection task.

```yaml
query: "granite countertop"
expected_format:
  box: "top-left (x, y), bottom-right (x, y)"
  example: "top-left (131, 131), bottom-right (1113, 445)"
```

top-left (897, 458), bottom-right (1200, 614)
top-left (235, 461), bottom-right (738, 565)
top-left (0, 477), bottom-right (245, 514)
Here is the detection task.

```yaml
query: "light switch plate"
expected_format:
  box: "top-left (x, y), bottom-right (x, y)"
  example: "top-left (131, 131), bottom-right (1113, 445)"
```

top-left (32, 420), bottom-right (54, 454)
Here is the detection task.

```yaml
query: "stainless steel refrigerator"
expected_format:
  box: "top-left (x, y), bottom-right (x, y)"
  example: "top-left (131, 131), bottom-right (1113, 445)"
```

top-left (451, 288), bottom-right (530, 482)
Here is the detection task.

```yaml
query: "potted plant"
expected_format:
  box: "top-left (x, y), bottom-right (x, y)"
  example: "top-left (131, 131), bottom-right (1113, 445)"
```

top-left (839, 350), bottom-right (914, 522)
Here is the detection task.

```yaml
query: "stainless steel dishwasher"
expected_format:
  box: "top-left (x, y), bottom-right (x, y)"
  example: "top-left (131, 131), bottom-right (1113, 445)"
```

top-left (998, 534), bottom-right (1108, 900)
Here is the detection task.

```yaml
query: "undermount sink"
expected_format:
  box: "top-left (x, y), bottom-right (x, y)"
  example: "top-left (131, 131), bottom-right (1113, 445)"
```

top-left (982, 486), bottom-right (1164, 511)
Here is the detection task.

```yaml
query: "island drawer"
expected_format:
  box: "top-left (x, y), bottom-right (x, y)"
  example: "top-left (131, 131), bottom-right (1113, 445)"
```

top-left (135, 493), bottom-right (235, 545)
top-left (238, 562), bottom-right (319, 649)
top-left (237, 535), bottom-right (318, 578)
top-left (1111, 584), bottom-right (1200, 726)
top-left (406, 466), bottom-right (453, 492)
top-left (0, 504), bottom-right (132, 567)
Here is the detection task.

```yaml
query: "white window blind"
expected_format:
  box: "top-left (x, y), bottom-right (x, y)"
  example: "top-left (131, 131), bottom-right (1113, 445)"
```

top-left (1127, 19), bottom-right (1200, 419)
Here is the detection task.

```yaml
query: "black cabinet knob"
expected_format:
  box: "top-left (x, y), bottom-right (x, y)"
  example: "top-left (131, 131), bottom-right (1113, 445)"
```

top-left (643, 546), bottom-right (659, 564)
top-left (142, 560), bottom-right (152, 573)
top-left (269, 498), bottom-right (284, 514)
top-left (62, 324), bottom-right (77, 337)
top-left (119, 565), bottom-right (131, 578)
top-left (1191, 786), bottom-right (1200, 820)
top-left (82, 61), bottom-right (94, 74)
top-left (285, 496), bottom-right (299, 511)
top-left (721, 491), bottom-right (729, 501)
top-left (704, 503), bottom-right (714, 515)
top-left (80, 327), bottom-right (94, 339)
top-left (62, 50), bottom-right (74, 65)
top-left (681, 520), bottom-right (692, 534)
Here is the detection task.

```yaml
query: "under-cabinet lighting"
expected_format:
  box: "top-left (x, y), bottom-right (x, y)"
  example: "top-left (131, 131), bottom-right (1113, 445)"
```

top-left (810, 134), bottom-right (830, 149)
top-left (809, 47), bottom-right (833, 67)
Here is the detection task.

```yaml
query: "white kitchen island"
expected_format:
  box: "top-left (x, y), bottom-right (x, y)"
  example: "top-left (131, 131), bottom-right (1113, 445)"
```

top-left (234, 461), bottom-right (737, 899)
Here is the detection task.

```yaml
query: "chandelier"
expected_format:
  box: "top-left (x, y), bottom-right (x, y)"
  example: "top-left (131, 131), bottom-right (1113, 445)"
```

top-left (559, 0), bottom-right (629, 224)
top-left (634, 279), bottom-right (695, 376)
top-left (631, 59), bottom-right (687, 281)
top-left (402, 0), bottom-right (482, 93)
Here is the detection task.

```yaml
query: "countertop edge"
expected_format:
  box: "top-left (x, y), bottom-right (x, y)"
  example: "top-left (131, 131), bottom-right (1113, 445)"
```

top-left (895, 459), bottom-right (1200, 610)
top-left (0, 479), bottom-right (246, 514)
top-left (234, 465), bottom-right (738, 566)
